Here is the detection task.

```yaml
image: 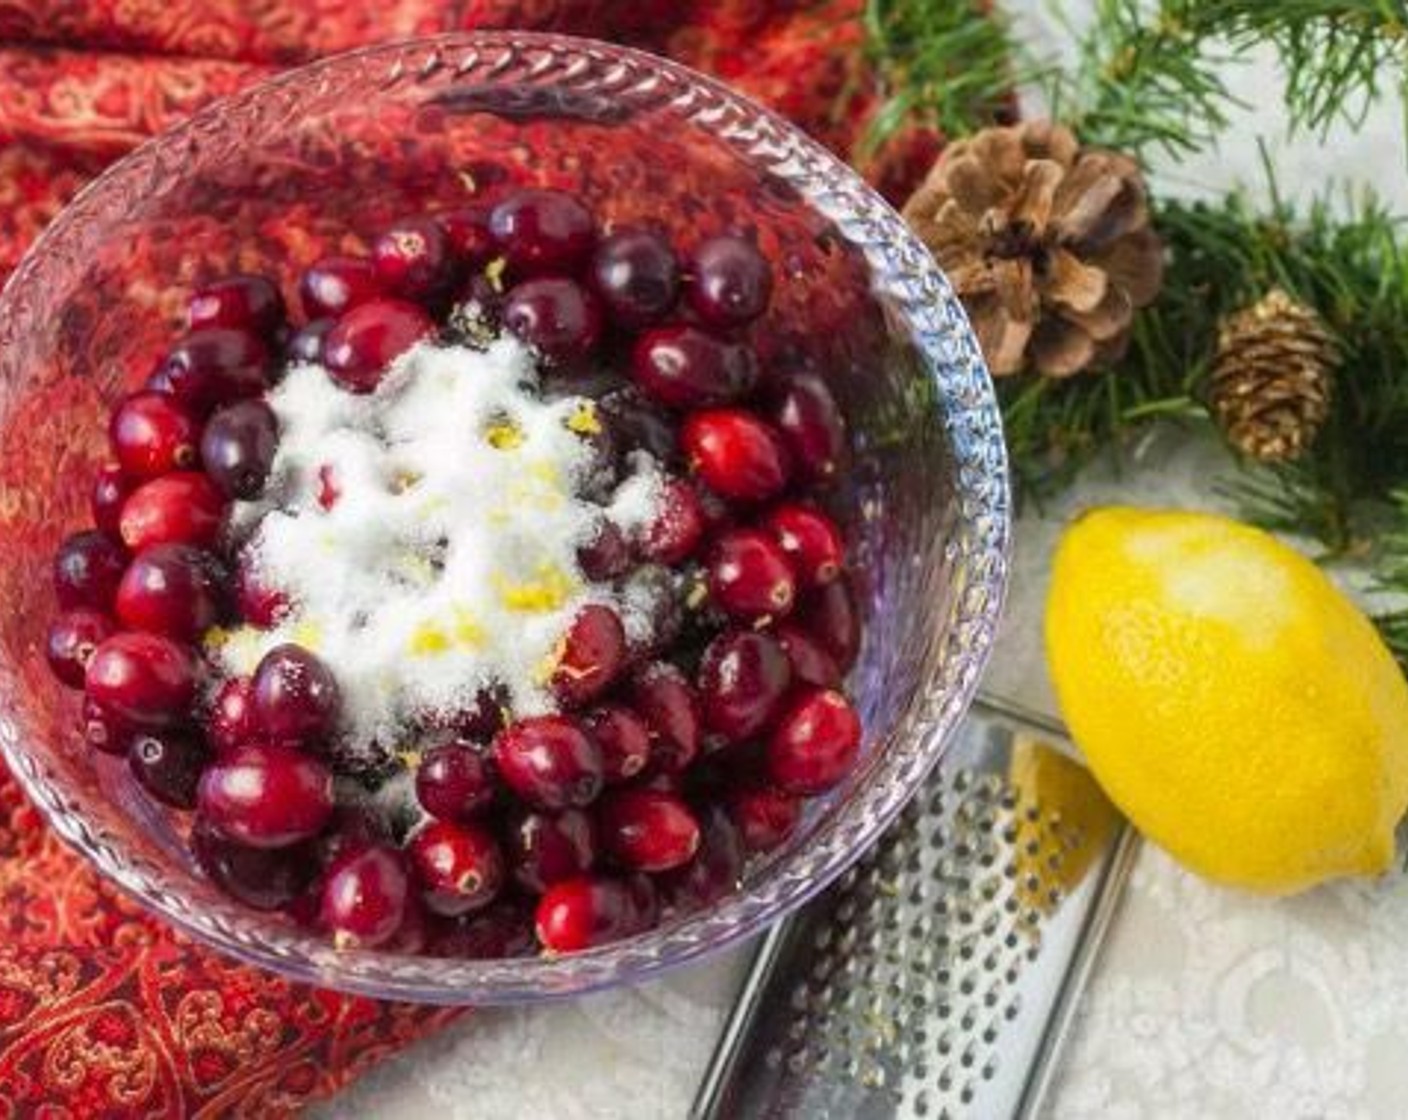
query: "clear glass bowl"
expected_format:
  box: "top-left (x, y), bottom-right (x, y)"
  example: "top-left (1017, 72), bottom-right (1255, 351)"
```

top-left (0, 33), bottom-right (1009, 1004)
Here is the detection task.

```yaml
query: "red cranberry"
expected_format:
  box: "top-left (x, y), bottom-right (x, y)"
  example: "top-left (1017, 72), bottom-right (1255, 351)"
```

top-left (299, 255), bottom-right (382, 319)
top-left (630, 326), bottom-right (758, 411)
top-left (428, 900), bottom-right (536, 959)
top-left (415, 743), bottom-right (496, 821)
top-left (373, 216), bottom-right (454, 300)
top-left (697, 629), bottom-right (792, 743)
top-left (53, 530), bottom-right (127, 612)
top-left (197, 744), bottom-right (334, 848)
top-left (324, 298), bottom-right (434, 393)
top-left (315, 463), bottom-right (341, 511)
top-left (534, 875), bottom-right (649, 952)
top-left (159, 328), bottom-right (271, 415)
top-left (591, 229), bottom-right (680, 326)
top-left (252, 644), bottom-right (341, 746)
top-left (506, 808), bottom-right (597, 893)
top-left (706, 528), bottom-right (798, 622)
top-left (188, 274), bottom-right (285, 337)
top-left (581, 705), bottom-right (652, 784)
top-left (191, 821), bottom-right (316, 911)
top-left (489, 188), bottom-right (596, 276)
top-left (727, 785), bottom-right (802, 852)
top-left (774, 375), bottom-right (845, 483)
top-left (46, 608), bottom-right (116, 688)
top-left (552, 605), bottom-right (626, 708)
top-left (800, 577), bottom-right (860, 669)
top-left (682, 409), bottom-right (790, 503)
top-left (236, 551), bottom-right (292, 628)
top-left (763, 504), bottom-right (845, 588)
top-left (502, 277), bottom-right (602, 363)
top-left (688, 235), bottom-right (773, 327)
top-left (91, 462), bottom-right (132, 540)
top-left (494, 715), bottom-right (604, 809)
top-left (409, 820), bottom-right (505, 917)
top-left (436, 206), bottom-right (494, 265)
top-left (115, 544), bottom-right (226, 641)
top-left (577, 519), bottom-right (632, 581)
top-left (86, 632), bottom-right (199, 728)
top-left (200, 399), bottom-right (278, 500)
top-left (629, 662), bottom-right (700, 773)
top-left (81, 696), bottom-right (135, 756)
top-left (773, 622), bottom-right (842, 688)
top-left (637, 477), bottom-right (704, 565)
top-left (119, 472), bottom-right (226, 552)
top-left (127, 728), bottom-right (208, 810)
top-left (660, 804), bottom-right (744, 910)
top-left (597, 789), bottom-right (700, 872)
top-left (766, 688), bottom-right (862, 795)
top-left (320, 843), bottom-right (412, 948)
top-left (597, 387), bottom-right (678, 465)
top-left (286, 317), bottom-right (335, 364)
top-left (208, 676), bottom-right (260, 753)
top-left (109, 391), bottom-right (201, 479)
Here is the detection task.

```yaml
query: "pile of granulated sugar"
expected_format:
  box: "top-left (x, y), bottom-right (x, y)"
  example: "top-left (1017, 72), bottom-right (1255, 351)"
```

top-left (214, 334), bottom-right (663, 759)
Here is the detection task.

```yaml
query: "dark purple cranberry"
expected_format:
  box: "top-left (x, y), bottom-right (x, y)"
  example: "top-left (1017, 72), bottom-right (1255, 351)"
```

top-left (591, 229), bottom-right (680, 327)
top-left (427, 901), bottom-right (536, 959)
top-left (765, 688), bottom-right (863, 795)
top-left (596, 789), bottom-right (700, 872)
top-left (534, 874), bottom-right (650, 952)
top-left (424, 687), bottom-right (509, 744)
top-left (45, 609), bottom-right (116, 688)
top-left (506, 809), bottom-right (597, 894)
top-left (85, 632), bottom-right (199, 728)
top-left (688, 235), bottom-right (773, 327)
top-left (773, 374), bottom-right (846, 483)
top-left (200, 399), bottom-right (278, 500)
top-left (502, 278), bottom-right (602, 363)
top-left (415, 743), bottom-right (496, 821)
top-left (660, 804), bottom-right (744, 910)
top-left (114, 544), bottom-right (227, 641)
top-left (629, 662), bottom-right (700, 773)
top-left (197, 744), bottom-right (334, 848)
top-left (323, 298), bottom-right (434, 393)
top-left (53, 530), bottom-right (127, 612)
top-left (681, 409), bottom-right (791, 504)
top-left (552, 604), bottom-right (627, 708)
top-left (118, 472), bottom-right (227, 553)
top-left (320, 843), bottom-right (412, 947)
top-left (492, 715), bottom-right (604, 810)
top-left (630, 326), bottom-right (758, 410)
top-left (81, 696), bottom-right (135, 757)
top-left (109, 391), bottom-right (202, 479)
top-left (144, 365), bottom-right (176, 394)
top-left (597, 386), bottom-right (678, 465)
top-left (618, 564), bottom-right (683, 661)
top-left (697, 630), bottom-right (793, 743)
top-left (188, 274), bottom-right (285, 337)
top-left (774, 621), bottom-right (842, 688)
top-left (706, 528), bottom-right (798, 622)
top-left (299, 255), bottom-right (382, 319)
top-left (436, 206), bottom-right (494, 266)
top-left (252, 643), bottom-right (341, 747)
top-left (159, 328), bottom-right (271, 416)
top-left (286, 317), bottom-right (335, 364)
top-left (191, 821), bottom-right (316, 911)
top-left (637, 477), bottom-right (705, 565)
top-left (800, 576), bottom-right (860, 670)
top-left (581, 705), bottom-right (652, 784)
top-left (409, 820), bottom-right (505, 917)
top-left (726, 784), bottom-right (802, 852)
top-left (489, 188), bottom-right (596, 276)
top-left (207, 676), bottom-right (260, 754)
top-left (127, 728), bottom-right (208, 809)
top-left (373, 216), bottom-right (454, 300)
top-left (577, 519), bottom-right (632, 581)
top-left (91, 463), bottom-right (132, 540)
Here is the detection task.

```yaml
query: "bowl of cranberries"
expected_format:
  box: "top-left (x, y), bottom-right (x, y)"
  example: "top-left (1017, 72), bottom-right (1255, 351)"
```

top-left (0, 34), bottom-right (1008, 1002)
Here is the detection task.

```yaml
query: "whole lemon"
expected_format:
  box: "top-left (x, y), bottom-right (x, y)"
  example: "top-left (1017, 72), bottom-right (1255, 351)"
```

top-left (1045, 506), bottom-right (1408, 894)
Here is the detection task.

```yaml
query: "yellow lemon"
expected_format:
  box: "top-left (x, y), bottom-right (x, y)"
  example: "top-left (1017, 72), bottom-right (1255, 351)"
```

top-left (1045, 506), bottom-right (1408, 894)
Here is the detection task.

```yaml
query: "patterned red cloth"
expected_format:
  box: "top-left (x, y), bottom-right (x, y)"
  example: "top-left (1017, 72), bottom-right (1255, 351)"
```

top-left (0, 2), bottom-right (937, 1115)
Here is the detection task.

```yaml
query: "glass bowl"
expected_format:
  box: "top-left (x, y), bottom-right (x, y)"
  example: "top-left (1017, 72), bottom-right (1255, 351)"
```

top-left (0, 33), bottom-right (1009, 1004)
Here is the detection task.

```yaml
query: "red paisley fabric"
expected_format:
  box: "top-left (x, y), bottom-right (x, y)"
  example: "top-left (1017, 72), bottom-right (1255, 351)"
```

top-left (0, 1), bottom-right (939, 1115)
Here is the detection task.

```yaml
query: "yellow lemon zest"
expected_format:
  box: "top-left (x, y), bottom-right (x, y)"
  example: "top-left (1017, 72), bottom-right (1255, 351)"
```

top-left (493, 563), bottom-right (577, 613)
top-left (485, 419), bottom-right (525, 450)
top-left (565, 401), bottom-right (602, 436)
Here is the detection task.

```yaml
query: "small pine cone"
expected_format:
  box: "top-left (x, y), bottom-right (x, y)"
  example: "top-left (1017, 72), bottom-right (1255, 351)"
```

top-left (902, 119), bottom-right (1164, 378)
top-left (1209, 289), bottom-right (1337, 463)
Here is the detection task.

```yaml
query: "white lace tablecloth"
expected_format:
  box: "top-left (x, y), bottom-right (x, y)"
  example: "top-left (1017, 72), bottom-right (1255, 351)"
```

top-left (321, 9), bottom-right (1408, 1118)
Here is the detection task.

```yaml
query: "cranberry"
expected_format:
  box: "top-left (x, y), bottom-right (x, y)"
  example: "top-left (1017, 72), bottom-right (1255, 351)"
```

top-left (597, 789), bottom-right (700, 872)
top-left (493, 716), bottom-right (604, 810)
top-left (660, 804), bottom-right (744, 910)
top-left (534, 875), bottom-right (649, 952)
top-left (502, 277), bottom-right (602, 363)
top-left (320, 843), bottom-right (412, 948)
top-left (188, 274), bottom-right (285, 337)
top-left (286, 317), bottom-right (335, 364)
top-left (688, 235), bottom-right (773, 327)
top-left (697, 629), bottom-right (792, 743)
top-left (773, 622), bottom-right (842, 688)
top-left (436, 206), bottom-right (494, 265)
top-left (235, 551), bottom-right (292, 628)
top-left (591, 229), bottom-right (680, 326)
top-left (324, 298), bottom-right (434, 393)
top-left (159, 328), bottom-right (271, 415)
top-left (109, 391), bottom-right (201, 479)
top-left (425, 687), bottom-right (509, 744)
top-left (409, 820), bottom-right (505, 917)
top-left (53, 530), bottom-right (127, 611)
top-left (629, 662), bottom-right (700, 773)
top-left (506, 808), bottom-right (597, 893)
top-left (800, 577), bottom-right (860, 669)
top-left (197, 744), bottom-right (334, 848)
top-left (119, 472), bottom-right (226, 552)
top-left (45, 608), bottom-right (116, 688)
top-left (208, 676), bottom-right (260, 753)
top-left (252, 644), bottom-right (341, 746)
top-left (114, 544), bottom-right (225, 641)
top-left (429, 901), bottom-right (536, 959)
top-left (727, 785), bottom-right (802, 852)
top-left (191, 821), bottom-right (316, 911)
top-left (85, 632), bottom-right (199, 728)
top-left (127, 728), bottom-right (208, 809)
top-left (630, 326), bottom-right (758, 411)
top-left (637, 477), bottom-right (704, 565)
top-left (299, 255), bottom-right (382, 319)
top-left (415, 743), bottom-right (496, 821)
top-left (763, 504), bottom-right (845, 588)
top-left (489, 188), bottom-right (596, 276)
top-left (577, 519), bottom-right (632, 581)
top-left (682, 409), bottom-right (790, 503)
top-left (81, 696), bottom-right (135, 757)
top-left (200, 399), bottom-right (278, 499)
top-left (766, 688), bottom-right (862, 795)
top-left (774, 375), bottom-right (845, 483)
top-left (373, 216), bottom-right (454, 300)
top-left (598, 387), bottom-right (679, 466)
top-left (552, 605), bottom-right (626, 708)
top-left (706, 528), bottom-right (798, 622)
top-left (581, 705), bottom-right (652, 784)
top-left (91, 462), bottom-right (132, 540)
top-left (315, 463), bottom-right (341, 511)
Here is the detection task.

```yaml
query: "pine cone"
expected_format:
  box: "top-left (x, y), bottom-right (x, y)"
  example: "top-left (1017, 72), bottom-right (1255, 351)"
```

top-left (902, 120), bottom-right (1164, 377)
top-left (1209, 288), bottom-right (1337, 463)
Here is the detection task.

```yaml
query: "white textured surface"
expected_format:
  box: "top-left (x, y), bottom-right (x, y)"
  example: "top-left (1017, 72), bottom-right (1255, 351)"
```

top-left (320, 10), bottom-right (1408, 1119)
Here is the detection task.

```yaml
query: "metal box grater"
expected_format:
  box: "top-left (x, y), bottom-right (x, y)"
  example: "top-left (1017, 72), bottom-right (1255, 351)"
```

top-left (691, 699), bottom-right (1137, 1120)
